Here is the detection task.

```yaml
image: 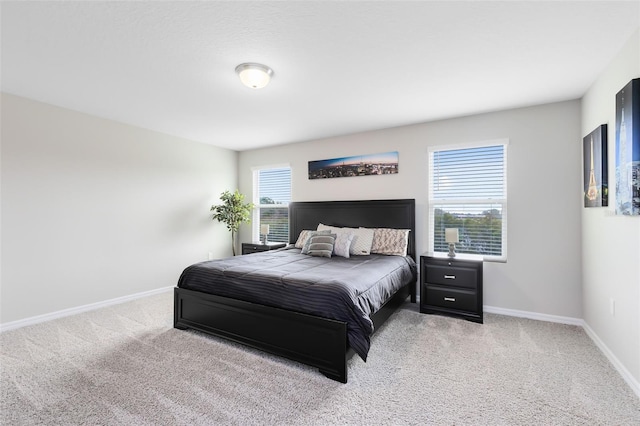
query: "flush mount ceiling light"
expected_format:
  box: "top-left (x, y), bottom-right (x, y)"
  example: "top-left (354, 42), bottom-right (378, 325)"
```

top-left (235, 63), bottom-right (274, 89)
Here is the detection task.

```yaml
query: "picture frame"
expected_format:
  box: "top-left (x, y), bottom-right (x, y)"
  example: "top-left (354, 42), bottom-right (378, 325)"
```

top-left (615, 78), bottom-right (640, 215)
top-left (308, 151), bottom-right (399, 180)
top-left (583, 124), bottom-right (608, 207)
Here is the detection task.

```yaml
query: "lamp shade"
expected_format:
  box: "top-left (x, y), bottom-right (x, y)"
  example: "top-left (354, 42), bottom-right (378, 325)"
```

top-left (445, 228), bottom-right (459, 243)
top-left (235, 63), bottom-right (273, 89)
top-left (260, 224), bottom-right (270, 235)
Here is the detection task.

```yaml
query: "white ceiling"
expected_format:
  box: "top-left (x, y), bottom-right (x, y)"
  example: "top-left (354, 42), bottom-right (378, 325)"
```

top-left (2, 1), bottom-right (639, 151)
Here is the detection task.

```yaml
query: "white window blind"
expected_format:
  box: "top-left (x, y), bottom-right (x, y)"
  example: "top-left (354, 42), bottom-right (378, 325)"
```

top-left (428, 142), bottom-right (507, 261)
top-left (253, 166), bottom-right (291, 243)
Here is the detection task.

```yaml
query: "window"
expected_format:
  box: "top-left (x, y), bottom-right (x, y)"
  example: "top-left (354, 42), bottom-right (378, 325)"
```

top-left (252, 166), bottom-right (291, 243)
top-left (428, 141), bottom-right (507, 261)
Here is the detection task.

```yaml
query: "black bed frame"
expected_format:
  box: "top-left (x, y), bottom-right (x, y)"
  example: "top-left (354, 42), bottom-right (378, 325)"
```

top-left (174, 199), bottom-right (416, 383)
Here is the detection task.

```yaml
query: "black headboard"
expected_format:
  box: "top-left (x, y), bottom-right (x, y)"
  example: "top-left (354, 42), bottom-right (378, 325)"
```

top-left (288, 199), bottom-right (416, 260)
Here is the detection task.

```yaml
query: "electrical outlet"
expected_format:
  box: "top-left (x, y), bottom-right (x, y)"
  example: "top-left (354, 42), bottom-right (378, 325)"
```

top-left (610, 298), bottom-right (615, 317)
top-left (208, 252), bottom-right (214, 260)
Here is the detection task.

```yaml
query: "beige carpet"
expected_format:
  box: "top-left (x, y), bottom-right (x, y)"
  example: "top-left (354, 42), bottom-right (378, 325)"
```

top-left (1, 291), bottom-right (639, 425)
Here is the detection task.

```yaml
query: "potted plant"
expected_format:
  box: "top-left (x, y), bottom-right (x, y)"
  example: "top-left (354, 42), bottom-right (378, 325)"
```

top-left (210, 190), bottom-right (254, 256)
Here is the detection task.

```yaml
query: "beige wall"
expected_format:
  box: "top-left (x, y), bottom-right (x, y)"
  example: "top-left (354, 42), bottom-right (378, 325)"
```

top-left (581, 29), bottom-right (640, 390)
top-left (239, 100), bottom-right (583, 320)
top-left (1, 93), bottom-right (238, 323)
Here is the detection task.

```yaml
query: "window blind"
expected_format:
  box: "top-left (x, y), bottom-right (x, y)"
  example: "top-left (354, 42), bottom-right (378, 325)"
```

top-left (254, 167), bottom-right (291, 243)
top-left (429, 143), bottom-right (507, 260)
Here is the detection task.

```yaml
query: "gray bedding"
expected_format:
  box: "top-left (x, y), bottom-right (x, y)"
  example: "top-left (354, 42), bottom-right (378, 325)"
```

top-left (177, 247), bottom-right (417, 360)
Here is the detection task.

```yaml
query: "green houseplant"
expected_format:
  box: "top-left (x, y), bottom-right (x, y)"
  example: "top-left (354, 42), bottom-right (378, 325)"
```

top-left (210, 190), bottom-right (254, 256)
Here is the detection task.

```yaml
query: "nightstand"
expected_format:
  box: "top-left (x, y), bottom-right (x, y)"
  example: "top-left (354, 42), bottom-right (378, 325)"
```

top-left (420, 253), bottom-right (483, 323)
top-left (241, 242), bottom-right (287, 255)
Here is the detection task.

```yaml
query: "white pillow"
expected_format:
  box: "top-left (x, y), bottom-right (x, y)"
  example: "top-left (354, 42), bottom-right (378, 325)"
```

top-left (348, 227), bottom-right (374, 255)
top-left (317, 223), bottom-right (339, 232)
top-left (332, 230), bottom-right (355, 258)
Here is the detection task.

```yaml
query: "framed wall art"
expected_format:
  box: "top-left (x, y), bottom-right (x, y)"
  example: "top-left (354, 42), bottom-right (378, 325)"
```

top-left (615, 78), bottom-right (640, 215)
top-left (308, 151), bottom-right (398, 180)
top-left (583, 124), bottom-right (608, 207)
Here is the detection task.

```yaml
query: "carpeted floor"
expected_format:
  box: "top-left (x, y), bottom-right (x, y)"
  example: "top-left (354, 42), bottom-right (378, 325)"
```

top-left (1, 291), bottom-right (639, 425)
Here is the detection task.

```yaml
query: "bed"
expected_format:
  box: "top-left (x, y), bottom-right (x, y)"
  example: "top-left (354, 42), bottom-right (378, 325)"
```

top-left (174, 198), bottom-right (417, 383)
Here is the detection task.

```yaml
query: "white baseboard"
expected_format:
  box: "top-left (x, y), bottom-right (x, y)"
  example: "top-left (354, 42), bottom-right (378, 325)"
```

top-left (582, 322), bottom-right (640, 399)
top-left (484, 304), bottom-right (584, 326)
top-left (0, 286), bottom-right (174, 333)
top-left (485, 304), bottom-right (640, 399)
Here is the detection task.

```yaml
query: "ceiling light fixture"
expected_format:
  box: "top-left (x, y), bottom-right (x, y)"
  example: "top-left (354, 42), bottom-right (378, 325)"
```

top-left (235, 63), bottom-right (274, 89)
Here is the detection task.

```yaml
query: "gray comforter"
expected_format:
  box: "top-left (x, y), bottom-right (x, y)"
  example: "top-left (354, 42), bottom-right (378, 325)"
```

top-left (177, 247), bottom-right (417, 360)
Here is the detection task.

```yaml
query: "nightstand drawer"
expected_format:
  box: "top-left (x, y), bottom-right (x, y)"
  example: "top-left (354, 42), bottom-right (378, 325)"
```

top-left (241, 242), bottom-right (287, 255)
top-left (424, 265), bottom-right (477, 289)
top-left (425, 286), bottom-right (477, 312)
top-left (244, 244), bottom-right (269, 252)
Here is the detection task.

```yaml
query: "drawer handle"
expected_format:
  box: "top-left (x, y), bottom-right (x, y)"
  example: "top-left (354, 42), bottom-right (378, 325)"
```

top-left (444, 297), bottom-right (456, 302)
top-left (444, 275), bottom-right (456, 279)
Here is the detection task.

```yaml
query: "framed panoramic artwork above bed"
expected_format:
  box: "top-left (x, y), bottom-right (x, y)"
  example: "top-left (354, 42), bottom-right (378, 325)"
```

top-left (308, 151), bottom-right (399, 180)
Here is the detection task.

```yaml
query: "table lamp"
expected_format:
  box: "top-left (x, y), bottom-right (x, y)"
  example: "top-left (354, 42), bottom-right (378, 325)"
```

top-left (445, 228), bottom-right (459, 258)
top-left (261, 224), bottom-right (270, 244)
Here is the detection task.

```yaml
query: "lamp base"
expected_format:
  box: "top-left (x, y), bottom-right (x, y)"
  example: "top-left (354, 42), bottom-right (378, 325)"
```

top-left (447, 243), bottom-right (456, 258)
top-left (263, 235), bottom-right (268, 245)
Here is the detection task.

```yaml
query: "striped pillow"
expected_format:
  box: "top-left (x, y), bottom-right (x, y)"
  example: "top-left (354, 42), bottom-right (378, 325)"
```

top-left (295, 229), bottom-right (331, 249)
top-left (304, 234), bottom-right (336, 258)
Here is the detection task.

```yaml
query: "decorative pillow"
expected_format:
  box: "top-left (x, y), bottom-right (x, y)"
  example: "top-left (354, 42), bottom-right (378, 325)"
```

top-left (347, 227), bottom-right (374, 255)
top-left (369, 227), bottom-right (410, 256)
top-left (295, 229), bottom-right (331, 249)
top-left (332, 230), bottom-right (355, 258)
top-left (317, 223), bottom-right (339, 232)
top-left (301, 232), bottom-right (335, 254)
top-left (318, 224), bottom-right (373, 255)
top-left (304, 234), bottom-right (336, 258)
